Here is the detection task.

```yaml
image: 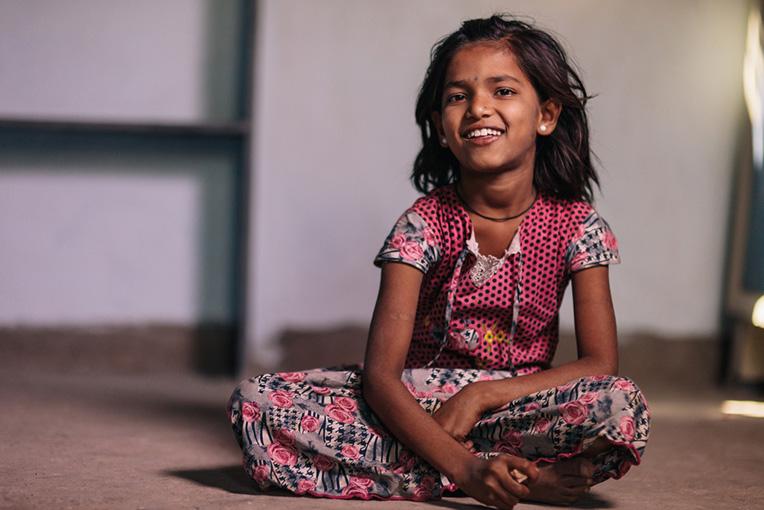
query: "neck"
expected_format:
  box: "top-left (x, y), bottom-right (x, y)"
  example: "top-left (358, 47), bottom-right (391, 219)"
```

top-left (457, 165), bottom-right (536, 216)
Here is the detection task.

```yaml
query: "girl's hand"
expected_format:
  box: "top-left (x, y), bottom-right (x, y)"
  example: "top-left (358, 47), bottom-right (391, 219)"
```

top-left (432, 382), bottom-right (486, 447)
top-left (454, 455), bottom-right (539, 509)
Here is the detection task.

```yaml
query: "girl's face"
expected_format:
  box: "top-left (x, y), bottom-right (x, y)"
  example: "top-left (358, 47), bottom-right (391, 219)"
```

top-left (432, 42), bottom-right (559, 176)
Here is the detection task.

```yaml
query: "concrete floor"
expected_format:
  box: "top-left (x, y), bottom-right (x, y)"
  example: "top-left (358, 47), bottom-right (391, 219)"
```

top-left (2, 368), bottom-right (763, 510)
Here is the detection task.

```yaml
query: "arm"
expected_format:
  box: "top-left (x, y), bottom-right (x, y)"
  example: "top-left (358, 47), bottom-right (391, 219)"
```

top-left (362, 263), bottom-right (474, 476)
top-left (362, 262), bottom-right (536, 506)
top-left (474, 265), bottom-right (619, 411)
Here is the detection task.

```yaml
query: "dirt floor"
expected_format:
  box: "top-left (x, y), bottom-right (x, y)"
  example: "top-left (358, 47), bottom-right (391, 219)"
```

top-left (1, 366), bottom-right (763, 510)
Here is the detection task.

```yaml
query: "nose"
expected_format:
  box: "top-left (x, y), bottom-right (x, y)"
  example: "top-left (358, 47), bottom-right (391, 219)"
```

top-left (467, 92), bottom-right (493, 118)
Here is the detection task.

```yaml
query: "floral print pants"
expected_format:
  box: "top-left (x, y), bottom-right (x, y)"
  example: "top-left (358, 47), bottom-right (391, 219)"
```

top-left (226, 366), bottom-right (650, 501)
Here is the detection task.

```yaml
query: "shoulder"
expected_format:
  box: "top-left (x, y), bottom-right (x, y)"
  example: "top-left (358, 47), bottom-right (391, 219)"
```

top-left (537, 194), bottom-right (595, 224)
top-left (520, 194), bottom-right (587, 244)
top-left (403, 184), bottom-right (463, 237)
top-left (523, 195), bottom-right (620, 271)
top-left (372, 186), bottom-right (456, 273)
top-left (408, 185), bottom-right (453, 218)
top-left (531, 195), bottom-right (612, 237)
top-left (551, 199), bottom-right (620, 272)
top-left (563, 200), bottom-right (615, 239)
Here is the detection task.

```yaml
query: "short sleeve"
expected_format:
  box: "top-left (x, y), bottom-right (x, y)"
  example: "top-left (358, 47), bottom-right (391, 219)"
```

top-left (565, 209), bottom-right (621, 273)
top-left (373, 209), bottom-right (441, 273)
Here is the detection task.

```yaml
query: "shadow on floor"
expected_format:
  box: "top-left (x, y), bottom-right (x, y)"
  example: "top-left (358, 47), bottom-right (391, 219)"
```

top-left (563, 493), bottom-right (615, 509)
top-left (166, 465), bottom-right (269, 496)
top-left (430, 491), bottom-right (613, 510)
top-left (167, 465), bottom-right (615, 509)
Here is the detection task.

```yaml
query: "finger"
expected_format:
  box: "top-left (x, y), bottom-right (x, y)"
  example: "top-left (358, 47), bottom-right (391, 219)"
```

top-left (504, 455), bottom-right (539, 483)
top-left (479, 478), bottom-right (518, 510)
top-left (494, 464), bottom-right (530, 500)
top-left (485, 460), bottom-right (527, 506)
top-left (509, 468), bottom-right (527, 484)
top-left (497, 471), bottom-right (530, 502)
top-left (488, 485), bottom-right (520, 510)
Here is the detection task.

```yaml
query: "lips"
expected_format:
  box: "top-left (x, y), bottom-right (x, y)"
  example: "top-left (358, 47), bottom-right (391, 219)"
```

top-left (460, 127), bottom-right (506, 147)
top-left (466, 133), bottom-right (502, 146)
top-left (461, 128), bottom-right (505, 147)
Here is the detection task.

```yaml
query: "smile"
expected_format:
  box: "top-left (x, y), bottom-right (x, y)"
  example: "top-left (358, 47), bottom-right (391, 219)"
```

top-left (462, 127), bottom-right (505, 145)
top-left (463, 127), bottom-right (504, 139)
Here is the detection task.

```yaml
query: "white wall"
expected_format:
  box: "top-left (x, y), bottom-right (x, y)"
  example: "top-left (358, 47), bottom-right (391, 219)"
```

top-left (0, 0), bottom-right (241, 122)
top-left (0, 0), bottom-right (241, 324)
top-left (249, 0), bottom-right (749, 364)
top-left (0, 0), bottom-right (750, 364)
top-left (0, 142), bottom-right (236, 324)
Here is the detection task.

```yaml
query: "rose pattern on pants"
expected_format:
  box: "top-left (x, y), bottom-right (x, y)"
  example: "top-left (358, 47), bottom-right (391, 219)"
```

top-left (228, 367), bottom-right (650, 501)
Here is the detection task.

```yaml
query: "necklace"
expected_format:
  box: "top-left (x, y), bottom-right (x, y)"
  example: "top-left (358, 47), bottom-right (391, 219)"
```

top-left (455, 184), bottom-right (537, 222)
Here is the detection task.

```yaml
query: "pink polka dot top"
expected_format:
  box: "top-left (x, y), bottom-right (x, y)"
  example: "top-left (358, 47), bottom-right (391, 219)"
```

top-left (374, 184), bottom-right (621, 376)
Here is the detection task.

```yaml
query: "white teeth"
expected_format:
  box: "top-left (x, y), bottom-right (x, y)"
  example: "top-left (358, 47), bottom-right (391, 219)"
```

top-left (465, 128), bottom-right (503, 139)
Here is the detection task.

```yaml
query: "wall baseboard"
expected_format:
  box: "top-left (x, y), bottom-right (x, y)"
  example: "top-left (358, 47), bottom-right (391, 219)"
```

top-left (0, 323), bottom-right (723, 391)
top-left (0, 323), bottom-right (235, 375)
top-left (253, 325), bottom-right (722, 393)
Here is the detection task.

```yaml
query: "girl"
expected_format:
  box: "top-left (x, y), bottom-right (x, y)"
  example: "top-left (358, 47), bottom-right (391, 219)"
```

top-left (227, 14), bottom-right (650, 509)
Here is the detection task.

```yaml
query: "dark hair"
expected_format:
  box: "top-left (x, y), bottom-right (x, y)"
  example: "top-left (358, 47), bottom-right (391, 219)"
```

top-left (412, 14), bottom-right (600, 203)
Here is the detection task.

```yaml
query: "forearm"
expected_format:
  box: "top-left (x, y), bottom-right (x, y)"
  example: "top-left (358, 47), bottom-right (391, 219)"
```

top-left (362, 374), bottom-right (475, 482)
top-left (478, 356), bottom-right (617, 411)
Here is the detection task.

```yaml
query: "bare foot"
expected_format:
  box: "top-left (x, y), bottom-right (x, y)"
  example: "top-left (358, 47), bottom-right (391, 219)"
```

top-left (580, 437), bottom-right (611, 459)
top-left (524, 457), bottom-right (596, 506)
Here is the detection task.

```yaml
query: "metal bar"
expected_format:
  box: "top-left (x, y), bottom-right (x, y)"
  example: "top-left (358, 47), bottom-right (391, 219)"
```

top-left (0, 117), bottom-right (249, 137)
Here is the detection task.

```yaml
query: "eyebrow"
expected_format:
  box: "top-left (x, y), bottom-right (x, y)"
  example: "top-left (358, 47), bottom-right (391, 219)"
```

top-left (444, 75), bottom-right (522, 89)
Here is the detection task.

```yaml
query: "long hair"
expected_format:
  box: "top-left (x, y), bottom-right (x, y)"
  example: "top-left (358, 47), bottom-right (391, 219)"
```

top-left (412, 14), bottom-right (600, 203)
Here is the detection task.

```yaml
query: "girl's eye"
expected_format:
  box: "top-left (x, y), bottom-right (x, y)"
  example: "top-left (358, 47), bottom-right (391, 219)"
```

top-left (496, 88), bottom-right (515, 97)
top-left (446, 93), bottom-right (466, 104)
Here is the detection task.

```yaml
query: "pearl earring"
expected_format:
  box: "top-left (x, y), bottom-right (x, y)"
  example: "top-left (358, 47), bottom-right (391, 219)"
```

top-left (441, 137), bottom-right (447, 146)
top-left (540, 125), bottom-right (547, 132)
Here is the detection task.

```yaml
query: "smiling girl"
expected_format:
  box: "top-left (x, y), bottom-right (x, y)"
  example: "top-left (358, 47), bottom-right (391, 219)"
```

top-left (228, 14), bottom-right (650, 509)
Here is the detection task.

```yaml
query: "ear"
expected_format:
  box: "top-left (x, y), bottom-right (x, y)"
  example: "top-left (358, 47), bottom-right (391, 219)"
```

top-left (431, 111), bottom-right (447, 146)
top-left (537, 99), bottom-right (562, 136)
